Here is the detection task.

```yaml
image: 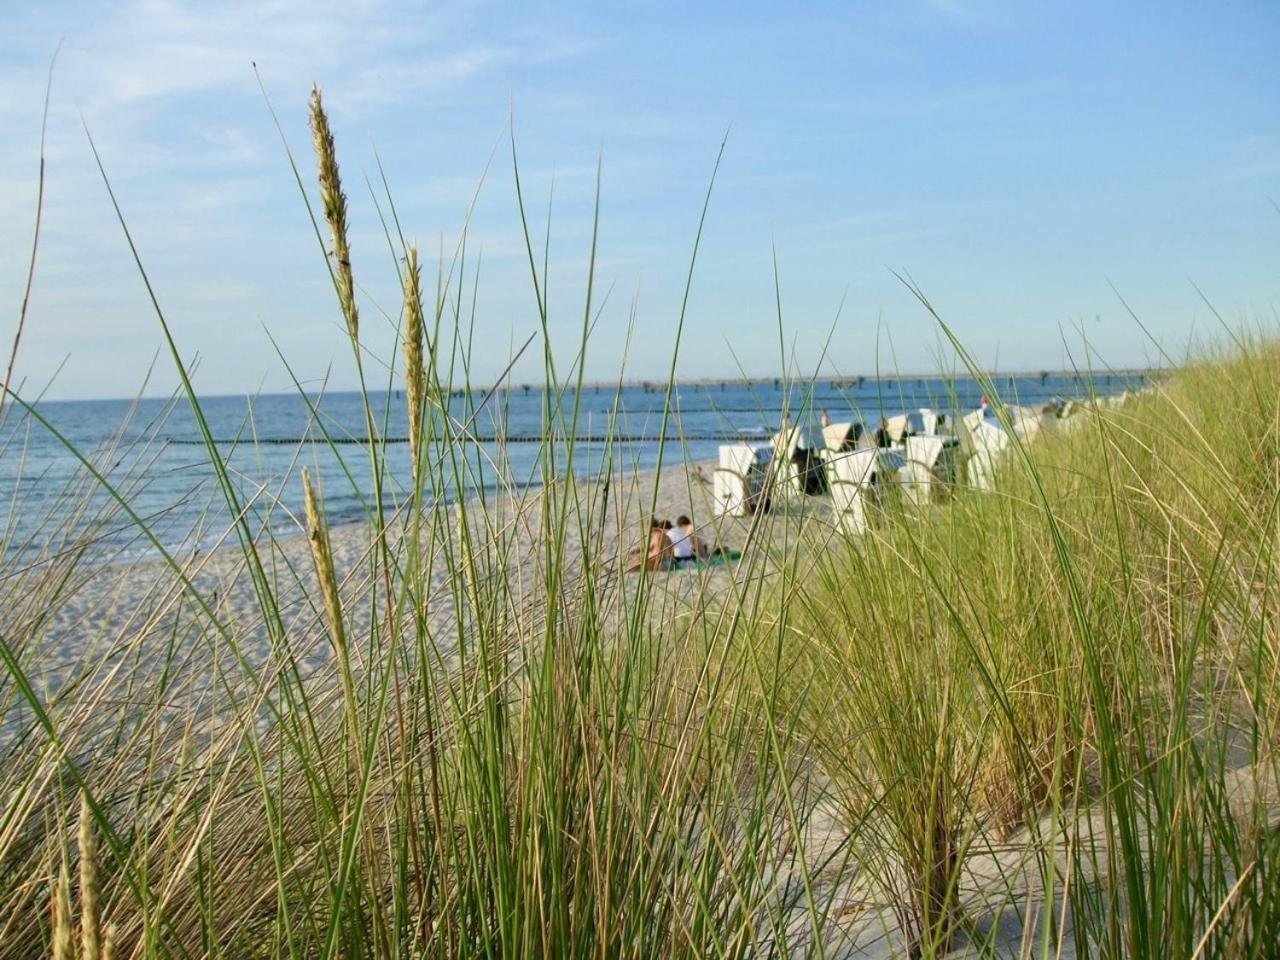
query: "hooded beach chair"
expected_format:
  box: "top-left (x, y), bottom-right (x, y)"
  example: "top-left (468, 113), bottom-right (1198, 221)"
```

top-left (818, 421), bottom-right (860, 483)
top-left (917, 408), bottom-right (946, 437)
top-left (902, 433), bottom-right (962, 505)
top-left (962, 415), bottom-right (1010, 491)
top-left (826, 447), bottom-right (905, 534)
top-left (1055, 399), bottom-right (1086, 433)
top-left (713, 443), bottom-right (774, 517)
top-left (1034, 400), bottom-right (1063, 434)
top-left (821, 421), bottom-right (861, 452)
top-left (767, 423), bottom-right (809, 501)
top-left (884, 413), bottom-right (910, 445)
top-left (1007, 405), bottom-right (1042, 441)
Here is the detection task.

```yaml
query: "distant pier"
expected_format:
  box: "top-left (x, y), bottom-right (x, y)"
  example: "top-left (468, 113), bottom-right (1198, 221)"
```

top-left (444, 368), bottom-right (1161, 396)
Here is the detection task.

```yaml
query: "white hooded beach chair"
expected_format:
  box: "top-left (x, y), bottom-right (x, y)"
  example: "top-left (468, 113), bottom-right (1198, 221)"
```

top-left (902, 433), bottom-right (962, 505)
top-left (917, 408), bottom-right (945, 437)
top-left (768, 424), bottom-right (808, 501)
top-left (1007, 405), bottom-right (1042, 441)
top-left (963, 417), bottom-right (1009, 491)
top-left (818, 421), bottom-right (860, 477)
top-left (884, 413), bottom-right (910, 446)
top-left (822, 421), bottom-right (861, 452)
top-left (1034, 400), bottom-right (1062, 434)
top-left (1055, 399), bottom-right (1086, 434)
top-left (713, 443), bottom-right (773, 517)
top-left (827, 447), bottom-right (904, 534)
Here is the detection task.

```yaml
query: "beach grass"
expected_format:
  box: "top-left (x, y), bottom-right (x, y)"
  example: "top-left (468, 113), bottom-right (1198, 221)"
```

top-left (0, 88), bottom-right (1277, 959)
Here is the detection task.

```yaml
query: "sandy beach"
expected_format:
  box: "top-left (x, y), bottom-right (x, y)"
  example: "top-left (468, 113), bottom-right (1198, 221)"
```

top-left (24, 456), bottom-right (810, 688)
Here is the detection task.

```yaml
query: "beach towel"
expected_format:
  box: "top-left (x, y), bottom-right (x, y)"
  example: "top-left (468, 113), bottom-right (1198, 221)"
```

top-left (682, 550), bottom-right (741, 570)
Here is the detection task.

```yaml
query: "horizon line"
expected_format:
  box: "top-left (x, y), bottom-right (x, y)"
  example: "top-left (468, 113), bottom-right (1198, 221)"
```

top-left (22, 367), bottom-right (1162, 405)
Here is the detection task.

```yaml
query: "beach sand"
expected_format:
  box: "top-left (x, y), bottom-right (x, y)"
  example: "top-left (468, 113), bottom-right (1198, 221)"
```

top-left (26, 458), bottom-right (818, 687)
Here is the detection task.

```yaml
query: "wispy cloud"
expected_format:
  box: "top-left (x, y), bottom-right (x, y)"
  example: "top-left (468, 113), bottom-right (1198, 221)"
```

top-left (1, 0), bottom-right (590, 162)
top-left (0, 0), bottom-right (598, 397)
top-left (342, 35), bottom-right (596, 110)
top-left (1214, 133), bottom-right (1280, 182)
top-left (794, 83), bottom-right (1015, 118)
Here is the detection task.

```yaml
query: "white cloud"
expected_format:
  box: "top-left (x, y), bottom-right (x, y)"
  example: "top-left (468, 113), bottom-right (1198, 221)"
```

top-left (0, 0), bottom-right (597, 398)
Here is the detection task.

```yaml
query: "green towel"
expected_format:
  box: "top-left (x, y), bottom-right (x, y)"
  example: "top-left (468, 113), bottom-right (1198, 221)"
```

top-left (692, 550), bottom-right (740, 569)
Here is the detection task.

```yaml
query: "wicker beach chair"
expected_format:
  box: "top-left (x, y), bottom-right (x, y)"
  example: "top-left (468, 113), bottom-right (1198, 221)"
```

top-left (827, 447), bottom-right (905, 534)
top-left (821, 421), bottom-right (861, 452)
top-left (767, 424), bottom-right (808, 501)
top-left (1007, 404), bottom-right (1042, 441)
top-left (713, 443), bottom-right (773, 517)
top-left (884, 413), bottom-right (910, 445)
top-left (917, 407), bottom-right (945, 436)
top-left (902, 433), bottom-right (962, 505)
top-left (963, 416), bottom-right (1009, 491)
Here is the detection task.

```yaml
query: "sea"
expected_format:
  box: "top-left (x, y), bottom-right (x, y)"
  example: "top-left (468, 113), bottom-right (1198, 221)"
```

top-left (0, 373), bottom-right (1144, 563)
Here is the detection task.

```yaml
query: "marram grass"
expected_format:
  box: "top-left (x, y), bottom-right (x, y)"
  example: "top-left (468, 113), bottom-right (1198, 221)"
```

top-left (0, 85), bottom-right (1277, 960)
top-left (402, 244), bottom-right (426, 481)
top-left (309, 85), bottom-right (359, 343)
top-left (78, 792), bottom-right (101, 960)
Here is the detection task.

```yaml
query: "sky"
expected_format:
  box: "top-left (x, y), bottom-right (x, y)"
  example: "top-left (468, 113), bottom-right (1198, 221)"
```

top-left (1, 0), bottom-right (1278, 400)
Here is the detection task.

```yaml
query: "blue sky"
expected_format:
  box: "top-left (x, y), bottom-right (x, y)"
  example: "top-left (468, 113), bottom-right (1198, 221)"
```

top-left (1, 0), bottom-right (1277, 399)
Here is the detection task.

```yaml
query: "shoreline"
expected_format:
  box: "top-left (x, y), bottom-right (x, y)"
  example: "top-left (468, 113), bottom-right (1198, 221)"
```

top-left (32, 457), bottom-right (746, 670)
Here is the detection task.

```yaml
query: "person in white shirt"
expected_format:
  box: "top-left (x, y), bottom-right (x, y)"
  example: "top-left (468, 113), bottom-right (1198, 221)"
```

top-left (667, 515), bottom-right (707, 565)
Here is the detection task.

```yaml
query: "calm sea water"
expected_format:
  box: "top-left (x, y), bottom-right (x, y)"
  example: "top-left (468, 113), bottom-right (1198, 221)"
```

top-left (0, 373), bottom-right (1141, 562)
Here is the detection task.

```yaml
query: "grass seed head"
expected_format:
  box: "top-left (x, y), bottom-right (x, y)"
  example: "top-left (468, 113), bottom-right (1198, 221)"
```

top-left (52, 849), bottom-right (73, 960)
top-left (403, 245), bottom-right (425, 477)
top-left (309, 86), bottom-right (359, 342)
top-left (303, 467), bottom-right (347, 657)
top-left (79, 791), bottom-right (102, 960)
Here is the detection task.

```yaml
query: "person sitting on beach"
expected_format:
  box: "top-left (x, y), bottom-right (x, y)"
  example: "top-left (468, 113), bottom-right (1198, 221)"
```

top-left (626, 517), bottom-right (674, 572)
top-left (667, 514), bottom-right (709, 565)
